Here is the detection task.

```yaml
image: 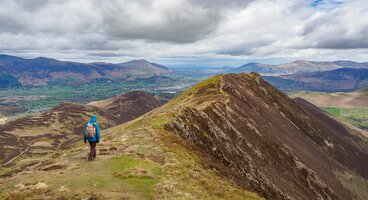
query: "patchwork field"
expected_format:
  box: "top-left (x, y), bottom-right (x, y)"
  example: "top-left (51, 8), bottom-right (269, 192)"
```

top-left (321, 107), bottom-right (368, 131)
top-left (289, 89), bottom-right (368, 131)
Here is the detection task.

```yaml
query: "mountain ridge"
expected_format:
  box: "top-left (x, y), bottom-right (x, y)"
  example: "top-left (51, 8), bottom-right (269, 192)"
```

top-left (264, 68), bottom-right (368, 92)
top-left (162, 73), bottom-right (368, 199)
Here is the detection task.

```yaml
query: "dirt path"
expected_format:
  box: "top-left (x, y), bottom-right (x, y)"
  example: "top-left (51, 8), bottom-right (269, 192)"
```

top-left (1, 138), bottom-right (37, 166)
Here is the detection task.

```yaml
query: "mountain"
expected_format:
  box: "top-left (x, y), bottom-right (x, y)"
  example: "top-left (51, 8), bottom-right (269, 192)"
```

top-left (171, 66), bottom-right (236, 77)
top-left (227, 60), bottom-right (368, 75)
top-left (162, 73), bottom-right (368, 199)
top-left (264, 68), bottom-right (368, 92)
top-left (1, 73), bottom-right (367, 199)
top-left (88, 91), bottom-right (163, 123)
top-left (332, 60), bottom-right (368, 68)
top-left (289, 89), bottom-right (368, 108)
top-left (0, 55), bottom-right (171, 86)
top-left (0, 75), bottom-right (21, 89)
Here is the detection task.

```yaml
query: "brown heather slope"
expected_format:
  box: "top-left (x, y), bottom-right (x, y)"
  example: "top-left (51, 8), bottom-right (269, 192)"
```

top-left (161, 73), bottom-right (368, 200)
top-left (88, 91), bottom-right (163, 124)
top-left (293, 97), bottom-right (368, 148)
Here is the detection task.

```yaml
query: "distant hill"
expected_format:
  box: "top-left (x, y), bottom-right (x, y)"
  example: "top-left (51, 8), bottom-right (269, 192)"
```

top-left (227, 60), bottom-right (368, 75)
top-left (227, 62), bottom-right (276, 74)
top-left (289, 89), bottom-right (368, 108)
top-left (88, 91), bottom-right (163, 123)
top-left (0, 55), bottom-right (171, 86)
top-left (171, 66), bottom-right (236, 77)
top-left (264, 68), bottom-right (368, 92)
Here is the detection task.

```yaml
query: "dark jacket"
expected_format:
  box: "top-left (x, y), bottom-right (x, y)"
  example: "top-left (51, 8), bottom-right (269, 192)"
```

top-left (84, 115), bottom-right (100, 143)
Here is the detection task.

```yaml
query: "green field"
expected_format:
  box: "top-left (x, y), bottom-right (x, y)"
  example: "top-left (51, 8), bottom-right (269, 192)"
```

top-left (321, 107), bottom-right (368, 131)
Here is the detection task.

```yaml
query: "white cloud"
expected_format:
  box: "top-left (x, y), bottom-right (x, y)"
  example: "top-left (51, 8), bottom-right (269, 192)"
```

top-left (0, 0), bottom-right (367, 65)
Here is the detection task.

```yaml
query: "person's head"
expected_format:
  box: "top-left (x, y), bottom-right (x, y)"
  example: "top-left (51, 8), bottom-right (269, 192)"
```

top-left (90, 115), bottom-right (98, 123)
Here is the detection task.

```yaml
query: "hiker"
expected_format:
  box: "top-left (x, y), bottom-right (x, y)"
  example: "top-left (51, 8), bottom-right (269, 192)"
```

top-left (84, 115), bottom-right (100, 161)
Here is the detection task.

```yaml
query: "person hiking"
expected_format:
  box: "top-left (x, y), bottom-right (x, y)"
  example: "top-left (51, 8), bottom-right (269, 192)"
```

top-left (84, 115), bottom-right (100, 161)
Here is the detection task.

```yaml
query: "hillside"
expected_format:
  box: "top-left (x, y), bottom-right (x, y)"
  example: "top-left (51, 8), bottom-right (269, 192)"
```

top-left (228, 60), bottom-right (368, 75)
top-left (1, 74), bottom-right (367, 199)
top-left (0, 55), bottom-right (171, 86)
top-left (264, 68), bottom-right (368, 92)
top-left (289, 89), bottom-right (368, 108)
top-left (88, 91), bottom-right (163, 123)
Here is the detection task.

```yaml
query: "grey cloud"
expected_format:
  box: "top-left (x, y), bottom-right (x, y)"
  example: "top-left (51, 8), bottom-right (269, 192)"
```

top-left (13, 0), bottom-right (50, 11)
top-left (97, 0), bottom-right (240, 43)
top-left (301, 8), bottom-right (368, 49)
top-left (0, 0), bottom-right (255, 44)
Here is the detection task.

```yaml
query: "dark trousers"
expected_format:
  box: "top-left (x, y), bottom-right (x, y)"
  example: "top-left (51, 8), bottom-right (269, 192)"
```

top-left (88, 141), bottom-right (97, 159)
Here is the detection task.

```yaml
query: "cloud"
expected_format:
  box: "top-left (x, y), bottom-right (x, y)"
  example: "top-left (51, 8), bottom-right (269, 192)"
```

top-left (0, 0), bottom-right (367, 64)
top-left (300, 7), bottom-right (368, 49)
top-left (97, 0), bottom-right (219, 43)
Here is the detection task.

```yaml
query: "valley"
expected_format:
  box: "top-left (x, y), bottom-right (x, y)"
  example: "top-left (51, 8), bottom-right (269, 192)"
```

top-left (290, 89), bottom-right (368, 131)
top-left (1, 73), bottom-right (367, 199)
top-left (0, 74), bottom-right (196, 119)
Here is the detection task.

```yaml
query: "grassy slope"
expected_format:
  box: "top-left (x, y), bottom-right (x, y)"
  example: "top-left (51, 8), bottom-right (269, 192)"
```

top-left (0, 110), bottom-right (263, 199)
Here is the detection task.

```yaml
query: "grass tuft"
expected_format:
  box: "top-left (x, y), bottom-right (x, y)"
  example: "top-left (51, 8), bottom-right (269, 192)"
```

top-left (109, 156), bottom-right (161, 199)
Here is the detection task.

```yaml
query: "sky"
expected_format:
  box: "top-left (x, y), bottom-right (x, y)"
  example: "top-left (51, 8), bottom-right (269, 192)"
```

top-left (0, 0), bottom-right (367, 67)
